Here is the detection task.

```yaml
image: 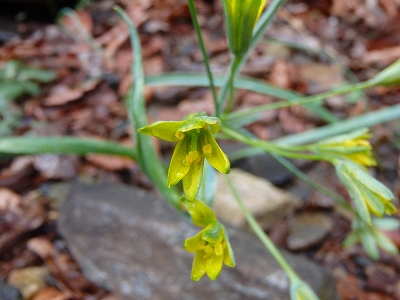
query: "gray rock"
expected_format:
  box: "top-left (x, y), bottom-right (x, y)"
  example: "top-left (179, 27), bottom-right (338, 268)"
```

top-left (287, 212), bottom-right (333, 251)
top-left (0, 279), bottom-right (22, 300)
top-left (219, 141), bottom-right (293, 186)
top-left (213, 169), bottom-right (299, 229)
top-left (57, 182), bottom-right (339, 300)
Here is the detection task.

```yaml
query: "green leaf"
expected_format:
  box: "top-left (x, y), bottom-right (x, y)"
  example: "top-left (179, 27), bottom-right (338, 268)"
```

top-left (0, 136), bottom-right (137, 159)
top-left (360, 229), bottom-right (379, 260)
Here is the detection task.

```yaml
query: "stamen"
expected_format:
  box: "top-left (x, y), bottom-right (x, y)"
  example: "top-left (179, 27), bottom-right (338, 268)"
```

top-left (203, 144), bottom-right (212, 155)
top-left (186, 151), bottom-right (199, 164)
top-left (175, 131), bottom-right (185, 140)
top-left (204, 244), bottom-right (213, 254)
top-left (214, 242), bottom-right (223, 256)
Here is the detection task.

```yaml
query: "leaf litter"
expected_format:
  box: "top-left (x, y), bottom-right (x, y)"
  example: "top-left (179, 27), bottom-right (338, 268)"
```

top-left (0, 0), bottom-right (400, 299)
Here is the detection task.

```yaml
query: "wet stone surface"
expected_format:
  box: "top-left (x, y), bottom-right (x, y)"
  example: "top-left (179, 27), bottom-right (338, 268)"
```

top-left (0, 279), bottom-right (23, 300)
top-left (57, 182), bottom-right (340, 300)
top-left (287, 212), bottom-right (334, 251)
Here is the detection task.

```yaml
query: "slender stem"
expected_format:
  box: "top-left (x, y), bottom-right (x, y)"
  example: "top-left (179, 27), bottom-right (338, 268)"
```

top-left (231, 0), bottom-right (286, 78)
top-left (271, 154), bottom-right (355, 214)
top-left (187, 0), bottom-right (218, 109)
top-left (224, 174), bottom-right (299, 282)
top-left (217, 55), bottom-right (243, 116)
top-left (217, 0), bottom-right (286, 117)
top-left (223, 55), bottom-right (242, 115)
top-left (227, 80), bottom-right (374, 121)
top-left (221, 125), bottom-right (325, 161)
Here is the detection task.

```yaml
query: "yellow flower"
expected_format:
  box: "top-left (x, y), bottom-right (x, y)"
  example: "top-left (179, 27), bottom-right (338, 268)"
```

top-left (138, 112), bottom-right (230, 200)
top-left (183, 199), bottom-right (235, 281)
top-left (184, 222), bottom-right (235, 281)
top-left (221, 0), bottom-right (267, 56)
top-left (335, 161), bottom-right (397, 224)
top-left (316, 129), bottom-right (376, 166)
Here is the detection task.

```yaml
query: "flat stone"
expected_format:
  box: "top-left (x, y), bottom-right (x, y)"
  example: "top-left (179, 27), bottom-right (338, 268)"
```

top-left (213, 169), bottom-right (299, 229)
top-left (219, 141), bottom-right (293, 186)
top-left (287, 212), bottom-right (334, 251)
top-left (57, 182), bottom-right (339, 300)
top-left (0, 279), bottom-right (22, 300)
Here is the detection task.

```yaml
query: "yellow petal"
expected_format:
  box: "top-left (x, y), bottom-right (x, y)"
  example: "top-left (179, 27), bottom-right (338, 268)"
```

top-left (191, 251), bottom-right (207, 281)
top-left (201, 130), bottom-right (230, 174)
top-left (167, 138), bottom-right (191, 187)
top-left (222, 225), bottom-right (235, 267)
top-left (138, 120), bottom-right (186, 142)
top-left (256, 0), bottom-right (267, 22)
top-left (184, 231), bottom-right (203, 252)
top-left (206, 252), bottom-right (224, 280)
top-left (182, 156), bottom-right (204, 200)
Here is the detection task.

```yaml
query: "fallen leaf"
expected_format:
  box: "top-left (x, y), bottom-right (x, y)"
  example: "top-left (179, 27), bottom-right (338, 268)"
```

top-left (85, 154), bottom-right (135, 171)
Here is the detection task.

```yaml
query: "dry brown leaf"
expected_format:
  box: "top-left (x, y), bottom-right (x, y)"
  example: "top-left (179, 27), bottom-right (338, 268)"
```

top-left (85, 154), bottom-right (135, 171)
top-left (44, 79), bottom-right (99, 106)
top-left (269, 59), bottom-right (293, 89)
top-left (33, 155), bottom-right (78, 180)
top-left (96, 21), bottom-right (129, 59)
top-left (279, 107), bottom-right (315, 134)
top-left (378, 0), bottom-right (399, 17)
top-left (0, 188), bottom-right (21, 212)
top-left (27, 238), bottom-right (55, 259)
top-left (31, 287), bottom-right (70, 300)
top-left (7, 266), bottom-right (50, 300)
top-left (364, 46), bottom-right (400, 64)
top-left (58, 10), bottom-right (94, 41)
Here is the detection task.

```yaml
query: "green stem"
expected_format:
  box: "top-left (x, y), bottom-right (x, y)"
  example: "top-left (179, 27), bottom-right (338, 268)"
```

top-left (223, 55), bottom-right (242, 115)
top-left (229, 0), bottom-right (286, 80)
top-left (221, 125), bottom-right (324, 161)
top-left (217, 0), bottom-right (285, 117)
top-left (224, 174), bottom-right (299, 282)
top-left (187, 0), bottom-right (218, 109)
top-left (217, 55), bottom-right (243, 116)
top-left (227, 80), bottom-right (374, 121)
top-left (271, 154), bottom-right (354, 213)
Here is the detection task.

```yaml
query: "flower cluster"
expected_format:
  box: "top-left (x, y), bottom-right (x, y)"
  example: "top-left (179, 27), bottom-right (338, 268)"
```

top-left (183, 198), bottom-right (235, 281)
top-left (315, 129), bottom-right (376, 167)
top-left (138, 112), bottom-right (230, 200)
top-left (335, 161), bottom-right (396, 224)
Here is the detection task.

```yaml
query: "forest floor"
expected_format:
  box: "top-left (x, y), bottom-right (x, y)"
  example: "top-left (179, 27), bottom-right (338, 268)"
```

top-left (0, 0), bottom-right (400, 299)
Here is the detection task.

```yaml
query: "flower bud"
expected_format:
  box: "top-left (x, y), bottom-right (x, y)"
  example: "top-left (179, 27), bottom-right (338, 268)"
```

top-left (371, 58), bottom-right (400, 86)
top-left (315, 129), bottom-right (376, 166)
top-left (335, 161), bottom-right (396, 224)
top-left (221, 0), bottom-right (267, 56)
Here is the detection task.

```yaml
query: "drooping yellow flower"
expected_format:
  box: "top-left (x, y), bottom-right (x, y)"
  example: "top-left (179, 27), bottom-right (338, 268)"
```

top-left (221, 0), bottom-right (267, 56)
top-left (138, 112), bottom-right (230, 200)
top-left (316, 129), bottom-right (376, 166)
top-left (335, 161), bottom-right (397, 224)
top-left (183, 199), bottom-right (235, 281)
